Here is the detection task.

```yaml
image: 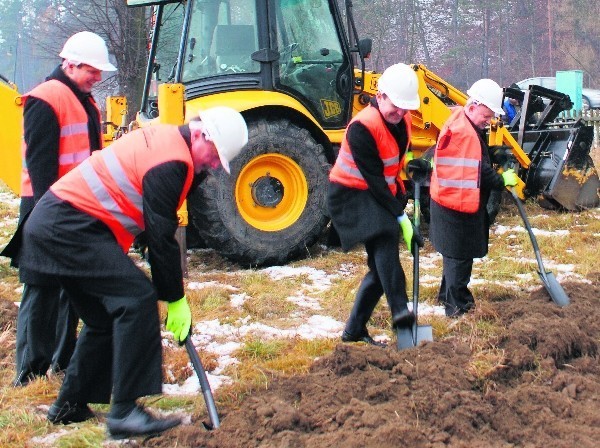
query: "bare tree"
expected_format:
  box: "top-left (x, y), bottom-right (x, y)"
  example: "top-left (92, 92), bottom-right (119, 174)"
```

top-left (26, 0), bottom-right (148, 118)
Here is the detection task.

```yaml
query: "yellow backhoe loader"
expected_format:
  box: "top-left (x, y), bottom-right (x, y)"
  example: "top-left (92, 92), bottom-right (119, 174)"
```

top-left (2, 0), bottom-right (598, 267)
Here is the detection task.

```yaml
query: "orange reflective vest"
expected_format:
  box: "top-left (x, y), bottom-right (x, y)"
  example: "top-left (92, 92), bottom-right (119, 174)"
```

top-left (329, 105), bottom-right (412, 196)
top-left (430, 107), bottom-right (482, 213)
top-left (20, 79), bottom-right (102, 197)
top-left (51, 126), bottom-right (194, 252)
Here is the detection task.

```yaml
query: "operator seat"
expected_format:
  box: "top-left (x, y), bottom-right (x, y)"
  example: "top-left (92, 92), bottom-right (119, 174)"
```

top-left (210, 24), bottom-right (257, 73)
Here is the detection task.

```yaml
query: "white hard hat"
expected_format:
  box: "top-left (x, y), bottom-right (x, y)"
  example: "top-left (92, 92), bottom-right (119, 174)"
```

top-left (377, 63), bottom-right (420, 110)
top-left (59, 31), bottom-right (117, 71)
top-left (198, 107), bottom-right (248, 174)
top-left (466, 79), bottom-right (504, 115)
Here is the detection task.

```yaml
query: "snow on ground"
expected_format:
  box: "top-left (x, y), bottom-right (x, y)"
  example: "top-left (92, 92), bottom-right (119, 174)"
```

top-left (494, 224), bottom-right (570, 237)
top-left (260, 265), bottom-right (338, 292)
top-left (0, 191), bottom-right (20, 207)
top-left (163, 313), bottom-right (347, 395)
top-left (188, 281), bottom-right (239, 291)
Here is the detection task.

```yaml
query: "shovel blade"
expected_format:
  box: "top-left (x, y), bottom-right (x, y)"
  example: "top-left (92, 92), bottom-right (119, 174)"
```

top-left (396, 327), bottom-right (414, 350)
top-left (397, 325), bottom-right (433, 350)
top-left (416, 325), bottom-right (433, 344)
top-left (538, 271), bottom-right (570, 307)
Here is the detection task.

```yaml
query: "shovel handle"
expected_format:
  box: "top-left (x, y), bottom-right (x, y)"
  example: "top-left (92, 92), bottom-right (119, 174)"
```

top-left (508, 187), bottom-right (546, 274)
top-left (185, 337), bottom-right (220, 429)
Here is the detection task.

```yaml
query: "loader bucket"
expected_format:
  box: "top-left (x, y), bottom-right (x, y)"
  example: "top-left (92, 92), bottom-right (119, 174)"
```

top-left (524, 121), bottom-right (599, 211)
top-left (0, 75), bottom-right (22, 195)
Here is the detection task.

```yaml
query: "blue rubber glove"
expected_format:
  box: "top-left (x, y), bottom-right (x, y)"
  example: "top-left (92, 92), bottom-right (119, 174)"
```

top-left (502, 168), bottom-right (519, 187)
top-left (166, 296), bottom-right (192, 344)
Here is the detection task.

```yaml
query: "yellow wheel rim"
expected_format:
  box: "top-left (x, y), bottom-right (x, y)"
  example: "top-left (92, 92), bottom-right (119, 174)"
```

top-left (235, 153), bottom-right (308, 232)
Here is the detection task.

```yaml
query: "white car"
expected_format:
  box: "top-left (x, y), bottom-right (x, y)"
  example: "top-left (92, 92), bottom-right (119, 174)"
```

top-left (516, 76), bottom-right (600, 110)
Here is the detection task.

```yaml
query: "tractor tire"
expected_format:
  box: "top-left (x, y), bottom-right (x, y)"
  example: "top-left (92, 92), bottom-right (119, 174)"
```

top-left (188, 118), bottom-right (331, 266)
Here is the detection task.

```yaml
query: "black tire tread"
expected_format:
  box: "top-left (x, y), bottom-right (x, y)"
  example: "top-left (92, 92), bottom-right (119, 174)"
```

top-left (188, 118), bottom-right (330, 266)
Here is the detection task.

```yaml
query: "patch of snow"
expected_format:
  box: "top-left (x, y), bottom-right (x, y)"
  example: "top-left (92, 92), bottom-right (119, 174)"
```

top-left (409, 302), bottom-right (445, 316)
top-left (29, 429), bottom-right (71, 446)
top-left (419, 253), bottom-right (442, 270)
top-left (166, 315), bottom-right (346, 392)
top-left (163, 371), bottom-right (232, 395)
top-left (418, 274), bottom-right (439, 286)
top-left (187, 281), bottom-right (238, 291)
top-left (287, 294), bottom-right (322, 310)
top-left (260, 266), bottom-right (336, 292)
top-left (494, 225), bottom-right (569, 237)
top-left (230, 292), bottom-right (249, 308)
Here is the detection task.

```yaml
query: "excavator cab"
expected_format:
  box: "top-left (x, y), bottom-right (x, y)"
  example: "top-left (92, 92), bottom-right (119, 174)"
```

top-left (136, 0), bottom-right (354, 130)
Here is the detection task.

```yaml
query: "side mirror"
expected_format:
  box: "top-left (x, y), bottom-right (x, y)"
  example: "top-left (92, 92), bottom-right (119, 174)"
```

top-left (358, 38), bottom-right (372, 60)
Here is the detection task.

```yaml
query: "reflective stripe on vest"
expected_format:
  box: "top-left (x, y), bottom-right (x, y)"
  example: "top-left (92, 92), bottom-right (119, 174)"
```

top-left (430, 108), bottom-right (482, 213)
top-left (19, 80), bottom-right (101, 197)
top-left (79, 148), bottom-right (143, 236)
top-left (51, 126), bottom-right (194, 252)
top-left (335, 150), bottom-right (399, 185)
top-left (329, 105), bottom-right (411, 195)
top-left (60, 122), bottom-right (89, 138)
top-left (59, 149), bottom-right (92, 165)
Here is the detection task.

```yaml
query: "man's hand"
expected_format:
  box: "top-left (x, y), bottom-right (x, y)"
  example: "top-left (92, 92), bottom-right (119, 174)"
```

top-left (406, 158), bottom-right (432, 179)
top-left (166, 296), bottom-right (192, 344)
top-left (502, 169), bottom-right (519, 187)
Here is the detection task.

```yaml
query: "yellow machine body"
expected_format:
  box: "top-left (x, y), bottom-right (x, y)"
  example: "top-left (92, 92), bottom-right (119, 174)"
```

top-left (0, 79), bottom-right (23, 195)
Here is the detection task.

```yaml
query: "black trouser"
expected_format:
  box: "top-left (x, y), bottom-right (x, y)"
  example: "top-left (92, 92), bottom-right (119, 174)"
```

top-left (55, 269), bottom-right (163, 405)
top-left (438, 256), bottom-right (475, 316)
top-left (14, 283), bottom-right (78, 384)
top-left (345, 234), bottom-right (409, 336)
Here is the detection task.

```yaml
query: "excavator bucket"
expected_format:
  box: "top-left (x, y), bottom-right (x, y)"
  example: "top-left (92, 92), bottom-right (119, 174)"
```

top-left (507, 84), bottom-right (599, 210)
top-left (524, 121), bottom-right (599, 210)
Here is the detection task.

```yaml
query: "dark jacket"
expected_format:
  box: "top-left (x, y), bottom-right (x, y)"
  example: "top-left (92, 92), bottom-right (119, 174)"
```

top-left (328, 99), bottom-right (408, 251)
top-left (6, 66), bottom-right (102, 284)
top-left (429, 118), bottom-right (505, 259)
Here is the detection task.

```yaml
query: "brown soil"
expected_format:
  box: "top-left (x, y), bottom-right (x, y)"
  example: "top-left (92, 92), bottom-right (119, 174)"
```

top-left (146, 273), bottom-right (600, 448)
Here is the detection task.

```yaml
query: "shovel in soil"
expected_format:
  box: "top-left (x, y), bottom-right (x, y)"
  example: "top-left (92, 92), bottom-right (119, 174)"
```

top-left (185, 337), bottom-right (220, 429)
top-left (397, 162), bottom-right (434, 350)
top-left (508, 187), bottom-right (569, 307)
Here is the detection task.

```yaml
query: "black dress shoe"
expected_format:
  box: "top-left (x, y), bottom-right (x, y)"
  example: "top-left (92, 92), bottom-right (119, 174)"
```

top-left (392, 309), bottom-right (415, 329)
top-left (341, 330), bottom-right (387, 347)
top-left (48, 401), bottom-right (96, 424)
top-left (107, 405), bottom-right (181, 439)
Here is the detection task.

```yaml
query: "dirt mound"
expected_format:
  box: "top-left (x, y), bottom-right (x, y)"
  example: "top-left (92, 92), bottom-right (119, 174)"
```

top-left (148, 275), bottom-right (600, 448)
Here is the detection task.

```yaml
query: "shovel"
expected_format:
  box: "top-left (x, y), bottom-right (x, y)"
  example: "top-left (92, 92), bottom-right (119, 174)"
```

top-left (185, 337), bottom-right (220, 429)
top-left (397, 162), bottom-right (434, 349)
top-left (508, 187), bottom-right (569, 307)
